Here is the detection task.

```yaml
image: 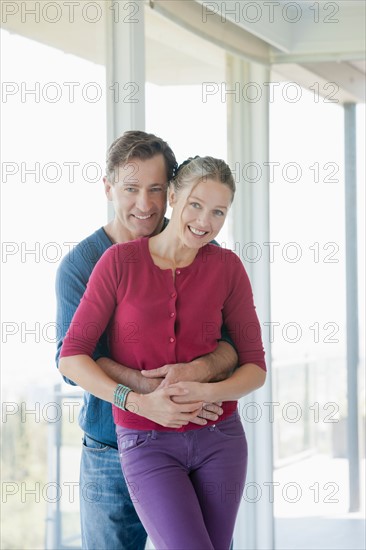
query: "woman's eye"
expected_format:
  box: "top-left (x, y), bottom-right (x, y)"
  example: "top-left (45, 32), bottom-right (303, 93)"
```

top-left (190, 202), bottom-right (200, 208)
top-left (214, 210), bottom-right (224, 216)
top-left (125, 187), bottom-right (137, 192)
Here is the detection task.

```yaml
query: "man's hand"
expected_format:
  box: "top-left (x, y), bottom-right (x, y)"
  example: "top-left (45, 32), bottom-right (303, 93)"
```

top-left (141, 364), bottom-right (224, 424)
top-left (141, 340), bottom-right (238, 386)
top-left (141, 363), bottom-right (195, 386)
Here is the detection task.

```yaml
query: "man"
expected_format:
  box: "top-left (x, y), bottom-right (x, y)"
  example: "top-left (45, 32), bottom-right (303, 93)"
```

top-left (55, 131), bottom-right (237, 550)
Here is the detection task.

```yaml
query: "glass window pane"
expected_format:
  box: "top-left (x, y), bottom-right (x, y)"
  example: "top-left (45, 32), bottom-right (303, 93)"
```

top-left (1, 25), bottom-right (107, 549)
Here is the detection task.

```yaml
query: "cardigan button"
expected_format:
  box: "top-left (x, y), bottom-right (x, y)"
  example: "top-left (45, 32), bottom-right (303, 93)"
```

top-left (169, 337), bottom-right (175, 343)
top-left (170, 312), bottom-right (175, 318)
top-left (170, 292), bottom-right (177, 298)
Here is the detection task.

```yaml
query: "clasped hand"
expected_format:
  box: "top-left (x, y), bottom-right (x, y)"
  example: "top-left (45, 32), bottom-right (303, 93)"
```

top-left (140, 363), bottom-right (222, 427)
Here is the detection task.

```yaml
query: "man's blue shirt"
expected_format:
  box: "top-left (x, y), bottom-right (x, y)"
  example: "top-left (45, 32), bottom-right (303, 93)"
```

top-left (55, 226), bottom-right (119, 447)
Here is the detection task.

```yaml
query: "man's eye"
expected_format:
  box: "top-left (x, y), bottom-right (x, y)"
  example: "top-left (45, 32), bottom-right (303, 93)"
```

top-left (150, 187), bottom-right (164, 193)
top-left (125, 187), bottom-right (137, 192)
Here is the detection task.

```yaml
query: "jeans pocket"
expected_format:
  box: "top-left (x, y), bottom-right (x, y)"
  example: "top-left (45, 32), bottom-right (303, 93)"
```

top-left (213, 414), bottom-right (245, 439)
top-left (82, 434), bottom-right (111, 453)
top-left (117, 431), bottom-right (151, 456)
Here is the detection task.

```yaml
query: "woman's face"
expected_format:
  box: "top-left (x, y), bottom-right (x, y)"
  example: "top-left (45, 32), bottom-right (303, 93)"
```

top-left (170, 178), bottom-right (233, 248)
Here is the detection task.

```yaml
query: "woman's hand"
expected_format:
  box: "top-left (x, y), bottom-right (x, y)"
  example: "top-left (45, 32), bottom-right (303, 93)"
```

top-left (141, 365), bottom-right (224, 423)
top-left (125, 386), bottom-right (204, 429)
top-left (167, 381), bottom-right (211, 405)
top-left (171, 363), bottom-right (267, 404)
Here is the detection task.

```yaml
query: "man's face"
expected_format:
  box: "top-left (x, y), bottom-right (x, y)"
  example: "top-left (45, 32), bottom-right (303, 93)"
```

top-left (104, 154), bottom-right (168, 240)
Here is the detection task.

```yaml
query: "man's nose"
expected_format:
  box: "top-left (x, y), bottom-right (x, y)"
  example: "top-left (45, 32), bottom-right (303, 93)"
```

top-left (135, 191), bottom-right (151, 212)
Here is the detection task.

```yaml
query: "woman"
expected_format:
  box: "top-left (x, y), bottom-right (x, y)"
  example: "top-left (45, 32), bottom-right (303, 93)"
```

top-left (60, 156), bottom-right (266, 549)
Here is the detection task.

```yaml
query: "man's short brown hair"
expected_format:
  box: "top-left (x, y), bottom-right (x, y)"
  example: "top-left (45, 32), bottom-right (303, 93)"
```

top-left (106, 131), bottom-right (177, 183)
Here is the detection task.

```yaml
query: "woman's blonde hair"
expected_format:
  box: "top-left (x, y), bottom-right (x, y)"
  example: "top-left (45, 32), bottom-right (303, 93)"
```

top-left (171, 156), bottom-right (236, 201)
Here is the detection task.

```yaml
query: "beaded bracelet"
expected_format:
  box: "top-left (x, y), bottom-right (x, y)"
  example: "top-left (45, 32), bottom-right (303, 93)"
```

top-left (113, 384), bottom-right (132, 411)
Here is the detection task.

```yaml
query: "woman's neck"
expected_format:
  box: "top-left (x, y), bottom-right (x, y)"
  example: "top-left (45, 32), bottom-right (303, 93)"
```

top-left (149, 224), bottom-right (198, 270)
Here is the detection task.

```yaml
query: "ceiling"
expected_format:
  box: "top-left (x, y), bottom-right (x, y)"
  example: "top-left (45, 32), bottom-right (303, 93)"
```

top-left (2, 0), bottom-right (365, 102)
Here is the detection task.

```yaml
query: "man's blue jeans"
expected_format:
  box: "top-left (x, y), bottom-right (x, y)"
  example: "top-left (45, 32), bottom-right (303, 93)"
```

top-left (79, 434), bottom-right (147, 550)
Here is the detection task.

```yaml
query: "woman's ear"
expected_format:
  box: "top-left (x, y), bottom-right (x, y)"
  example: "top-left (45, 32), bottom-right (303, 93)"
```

top-left (168, 187), bottom-right (176, 207)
